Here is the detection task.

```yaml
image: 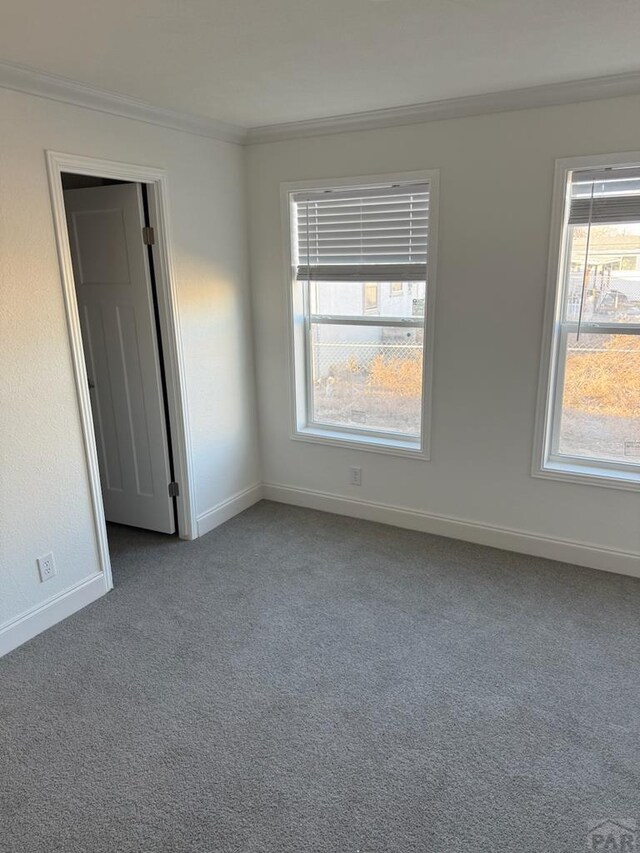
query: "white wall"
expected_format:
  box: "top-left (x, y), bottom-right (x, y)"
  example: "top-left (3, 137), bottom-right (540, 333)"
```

top-left (2, 87), bottom-right (639, 657)
top-left (246, 95), bottom-right (640, 568)
top-left (0, 87), bottom-right (260, 634)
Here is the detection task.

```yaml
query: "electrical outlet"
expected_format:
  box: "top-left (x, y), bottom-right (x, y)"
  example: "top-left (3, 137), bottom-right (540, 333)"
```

top-left (349, 466), bottom-right (362, 486)
top-left (37, 552), bottom-right (56, 583)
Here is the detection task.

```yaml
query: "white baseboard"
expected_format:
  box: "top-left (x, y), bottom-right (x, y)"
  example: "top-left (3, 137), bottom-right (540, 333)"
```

top-left (263, 483), bottom-right (640, 578)
top-left (0, 573), bottom-right (108, 658)
top-left (2, 481), bottom-right (634, 660)
top-left (1, 484), bottom-right (263, 658)
top-left (197, 483), bottom-right (264, 537)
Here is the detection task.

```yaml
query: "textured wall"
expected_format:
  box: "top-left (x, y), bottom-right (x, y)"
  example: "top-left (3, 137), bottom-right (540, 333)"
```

top-left (246, 95), bottom-right (640, 558)
top-left (0, 87), bottom-right (260, 625)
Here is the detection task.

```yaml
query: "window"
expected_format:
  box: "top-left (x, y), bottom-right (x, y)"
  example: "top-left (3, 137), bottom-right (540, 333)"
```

top-left (284, 171), bottom-right (438, 455)
top-left (363, 283), bottom-right (379, 313)
top-left (535, 156), bottom-right (640, 489)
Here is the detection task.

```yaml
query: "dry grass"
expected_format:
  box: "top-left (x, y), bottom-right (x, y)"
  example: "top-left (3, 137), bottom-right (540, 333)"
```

top-left (563, 335), bottom-right (640, 418)
top-left (368, 354), bottom-right (423, 398)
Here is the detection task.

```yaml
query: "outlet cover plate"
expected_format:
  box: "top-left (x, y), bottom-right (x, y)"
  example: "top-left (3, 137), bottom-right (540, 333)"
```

top-left (37, 552), bottom-right (56, 583)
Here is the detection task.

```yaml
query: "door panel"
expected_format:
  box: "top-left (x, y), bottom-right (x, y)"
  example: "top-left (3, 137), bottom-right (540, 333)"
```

top-left (78, 301), bottom-right (124, 492)
top-left (65, 183), bottom-right (175, 534)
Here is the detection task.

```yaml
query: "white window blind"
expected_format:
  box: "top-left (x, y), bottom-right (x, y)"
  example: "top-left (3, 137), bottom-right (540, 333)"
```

top-left (569, 166), bottom-right (640, 225)
top-left (293, 182), bottom-right (429, 281)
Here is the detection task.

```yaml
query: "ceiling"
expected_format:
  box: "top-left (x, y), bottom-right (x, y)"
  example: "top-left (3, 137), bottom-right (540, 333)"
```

top-left (2, 0), bottom-right (640, 129)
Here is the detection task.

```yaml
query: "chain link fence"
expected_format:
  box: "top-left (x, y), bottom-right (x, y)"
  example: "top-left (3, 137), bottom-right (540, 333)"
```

top-left (310, 336), bottom-right (423, 434)
top-left (312, 340), bottom-right (422, 379)
top-left (559, 331), bottom-right (639, 461)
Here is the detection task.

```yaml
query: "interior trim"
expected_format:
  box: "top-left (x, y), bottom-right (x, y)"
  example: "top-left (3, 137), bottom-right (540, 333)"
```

top-left (0, 574), bottom-right (108, 658)
top-left (196, 483), bottom-right (264, 537)
top-left (3, 60), bottom-right (640, 146)
top-left (46, 150), bottom-right (199, 573)
top-left (0, 59), bottom-right (246, 144)
top-left (247, 71), bottom-right (640, 143)
top-left (3, 482), bottom-right (638, 657)
top-left (263, 483), bottom-right (640, 578)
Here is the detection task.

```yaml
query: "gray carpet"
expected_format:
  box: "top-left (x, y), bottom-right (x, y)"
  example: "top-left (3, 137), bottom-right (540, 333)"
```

top-left (2, 501), bottom-right (639, 852)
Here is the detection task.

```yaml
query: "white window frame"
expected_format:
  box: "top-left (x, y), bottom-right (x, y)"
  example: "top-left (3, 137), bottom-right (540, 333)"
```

top-left (533, 152), bottom-right (640, 491)
top-left (281, 170), bottom-right (439, 459)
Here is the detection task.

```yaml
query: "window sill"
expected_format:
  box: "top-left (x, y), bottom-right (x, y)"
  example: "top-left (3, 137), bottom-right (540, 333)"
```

top-left (291, 426), bottom-right (428, 459)
top-left (533, 459), bottom-right (640, 492)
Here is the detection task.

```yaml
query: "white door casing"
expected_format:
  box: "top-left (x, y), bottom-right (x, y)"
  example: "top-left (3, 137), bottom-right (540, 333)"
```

top-left (64, 183), bottom-right (175, 533)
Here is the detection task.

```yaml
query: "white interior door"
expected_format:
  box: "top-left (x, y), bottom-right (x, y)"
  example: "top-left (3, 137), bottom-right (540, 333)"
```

top-left (64, 183), bottom-right (175, 534)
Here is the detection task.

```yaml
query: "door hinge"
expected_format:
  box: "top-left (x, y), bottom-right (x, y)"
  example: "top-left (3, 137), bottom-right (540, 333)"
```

top-left (168, 481), bottom-right (179, 498)
top-left (142, 226), bottom-right (155, 246)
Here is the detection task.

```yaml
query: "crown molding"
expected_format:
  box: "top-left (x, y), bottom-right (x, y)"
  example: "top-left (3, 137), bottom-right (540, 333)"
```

top-left (0, 59), bottom-right (246, 144)
top-left (246, 70), bottom-right (640, 144)
top-left (3, 59), bottom-right (640, 148)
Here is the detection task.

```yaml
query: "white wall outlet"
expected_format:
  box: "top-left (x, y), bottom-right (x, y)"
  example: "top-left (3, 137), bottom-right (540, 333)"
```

top-left (37, 552), bottom-right (56, 583)
top-left (349, 466), bottom-right (362, 486)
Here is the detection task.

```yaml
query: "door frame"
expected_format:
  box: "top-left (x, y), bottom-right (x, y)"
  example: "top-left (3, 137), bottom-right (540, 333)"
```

top-left (46, 150), bottom-right (197, 589)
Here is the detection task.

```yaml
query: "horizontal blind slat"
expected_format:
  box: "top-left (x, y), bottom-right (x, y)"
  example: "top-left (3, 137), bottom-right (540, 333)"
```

top-left (569, 166), bottom-right (640, 224)
top-left (293, 181), bottom-right (430, 277)
top-left (296, 263), bottom-right (427, 282)
top-left (298, 197), bottom-right (427, 209)
top-left (297, 213), bottom-right (428, 225)
top-left (297, 225), bottom-right (429, 236)
top-left (295, 201), bottom-right (429, 212)
top-left (296, 183), bottom-right (428, 203)
top-left (569, 196), bottom-right (640, 225)
top-left (297, 199), bottom-right (428, 213)
top-left (300, 235), bottom-right (428, 245)
top-left (302, 257), bottom-right (428, 265)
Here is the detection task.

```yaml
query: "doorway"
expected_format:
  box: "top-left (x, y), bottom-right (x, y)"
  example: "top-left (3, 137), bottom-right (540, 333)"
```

top-left (47, 152), bottom-right (196, 589)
